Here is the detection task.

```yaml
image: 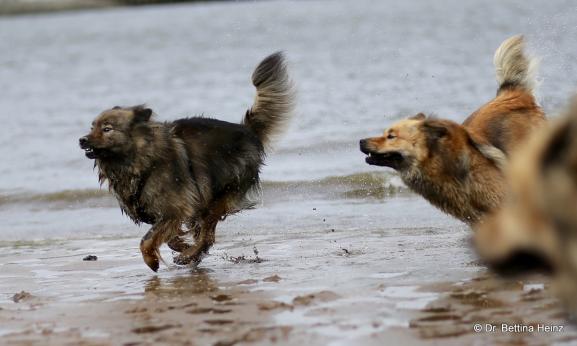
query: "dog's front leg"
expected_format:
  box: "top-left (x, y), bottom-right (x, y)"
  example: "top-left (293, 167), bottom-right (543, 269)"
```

top-left (140, 220), bottom-right (181, 272)
top-left (140, 225), bottom-right (162, 272)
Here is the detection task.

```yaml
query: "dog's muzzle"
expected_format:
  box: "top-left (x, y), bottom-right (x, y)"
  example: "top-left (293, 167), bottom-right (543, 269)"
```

top-left (359, 139), bottom-right (371, 155)
top-left (359, 139), bottom-right (404, 168)
top-left (79, 136), bottom-right (97, 159)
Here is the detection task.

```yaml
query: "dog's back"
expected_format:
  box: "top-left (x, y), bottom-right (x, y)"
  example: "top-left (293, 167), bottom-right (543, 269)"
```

top-left (172, 117), bottom-right (264, 210)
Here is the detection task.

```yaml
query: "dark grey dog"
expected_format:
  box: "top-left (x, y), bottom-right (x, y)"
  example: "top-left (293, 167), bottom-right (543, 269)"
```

top-left (79, 52), bottom-right (295, 271)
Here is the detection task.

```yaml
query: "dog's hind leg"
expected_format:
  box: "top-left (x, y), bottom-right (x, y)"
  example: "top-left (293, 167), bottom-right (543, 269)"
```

top-left (166, 236), bottom-right (190, 253)
top-left (140, 220), bottom-right (181, 272)
top-left (173, 219), bottom-right (217, 266)
top-left (166, 219), bottom-right (202, 253)
top-left (166, 228), bottom-right (192, 253)
top-left (173, 203), bottom-right (225, 266)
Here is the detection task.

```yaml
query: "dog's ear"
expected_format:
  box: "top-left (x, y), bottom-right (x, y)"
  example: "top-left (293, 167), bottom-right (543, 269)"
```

top-left (132, 105), bottom-right (153, 123)
top-left (409, 113), bottom-right (426, 121)
top-left (422, 120), bottom-right (450, 152)
top-left (423, 120), bottom-right (449, 139)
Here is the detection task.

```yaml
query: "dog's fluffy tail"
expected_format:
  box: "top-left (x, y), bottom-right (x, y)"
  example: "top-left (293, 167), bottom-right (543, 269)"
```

top-left (243, 51), bottom-right (295, 148)
top-left (493, 35), bottom-right (538, 95)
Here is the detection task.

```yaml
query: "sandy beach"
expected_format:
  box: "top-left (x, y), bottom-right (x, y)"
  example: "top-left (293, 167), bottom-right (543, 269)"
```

top-left (2, 233), bottom-right (576, 345)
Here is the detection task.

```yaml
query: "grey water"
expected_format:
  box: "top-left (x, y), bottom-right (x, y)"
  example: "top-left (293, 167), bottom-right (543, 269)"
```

top-left (0, 0), bottom-right (576, 241)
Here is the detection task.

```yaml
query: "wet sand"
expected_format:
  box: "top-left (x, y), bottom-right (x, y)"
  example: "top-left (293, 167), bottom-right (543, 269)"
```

top-left (1, 216), bottom-right (576, 345)
top-left (0, 238), bottom-right (286, 345)
top-left (410, 275), bottom-right (577, 345)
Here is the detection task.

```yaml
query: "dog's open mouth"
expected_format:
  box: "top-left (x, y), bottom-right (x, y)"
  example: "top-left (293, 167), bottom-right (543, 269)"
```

top-left (359, 139), bottom-right (404, 168)
top-left (84, 148), bottom-right (97, 159)
top-left (80, 142), bottom-right (100, 159)
top-left (364, 152), bottom-right (404, 167)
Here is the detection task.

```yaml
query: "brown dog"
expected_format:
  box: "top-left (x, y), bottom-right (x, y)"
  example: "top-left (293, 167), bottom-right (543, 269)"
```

top-left (475, 97), bottom-right (577, 310)
top-left (360, 35), bottom-right (545, 224)
top-left (79, 52), bottom-right (295, 271)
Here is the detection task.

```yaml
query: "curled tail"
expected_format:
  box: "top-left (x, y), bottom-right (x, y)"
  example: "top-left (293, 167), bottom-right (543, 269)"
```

top-left (243, 51), bottom-right (295, 148)
top-left (493, 35), bottom-right (539, 95)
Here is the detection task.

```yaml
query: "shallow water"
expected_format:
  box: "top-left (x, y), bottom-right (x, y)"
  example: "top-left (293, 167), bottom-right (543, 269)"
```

top-left (1, 0), bottom-right (577, 344)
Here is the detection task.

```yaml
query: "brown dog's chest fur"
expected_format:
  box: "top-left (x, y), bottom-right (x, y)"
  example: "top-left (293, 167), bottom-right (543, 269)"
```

top-left (400, 134), bottom-right (506, 224)
top-left (403, 160), bottom-right (505, 223)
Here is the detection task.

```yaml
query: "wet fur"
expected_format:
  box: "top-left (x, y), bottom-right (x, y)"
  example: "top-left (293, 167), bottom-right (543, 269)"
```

top-left (80, 52), bottom-right (295, 271)
top-left (360, 35), bottom-right (545, 224)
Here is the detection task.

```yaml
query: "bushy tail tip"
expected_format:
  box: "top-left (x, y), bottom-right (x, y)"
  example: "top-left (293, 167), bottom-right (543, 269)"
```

top-left (493, 35), bottom-right (539, 95)
top-left (243, 51), bottom-right (296, 148)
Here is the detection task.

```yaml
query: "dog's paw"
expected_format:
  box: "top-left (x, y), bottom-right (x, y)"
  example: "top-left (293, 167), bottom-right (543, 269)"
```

top-left (173, 255), bottom-right (197, 266)
top-left (140, 239), bottom-right (161, 272)
top-left (142, 254), bottom-right (160, 272)
top-left (173, 254), bottom-right (189, 266)
top-left (173, 253), bottom-right (203, 267)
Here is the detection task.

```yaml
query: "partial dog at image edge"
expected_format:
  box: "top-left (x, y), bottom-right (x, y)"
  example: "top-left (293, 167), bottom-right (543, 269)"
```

top-left (360, 35), bottom-right (545, 225)
top-left (475, 97), bottom-right (577, 311)
top-left (79, 52), bottom-right (295, 271)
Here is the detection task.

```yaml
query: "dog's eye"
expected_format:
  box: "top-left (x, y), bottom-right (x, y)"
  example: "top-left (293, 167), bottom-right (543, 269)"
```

top-left (387, 133), bottom-right (396, 139)
top-left (102, 127), bottom-right (113, 133)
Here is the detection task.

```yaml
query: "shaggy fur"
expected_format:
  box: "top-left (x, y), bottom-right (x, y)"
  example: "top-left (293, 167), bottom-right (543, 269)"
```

top-left (360, 35), bottom-right (545, 224)
top-left (475, 97), bottom-right (577, 311)
top-left (79, 52), bottom-right (295, 271)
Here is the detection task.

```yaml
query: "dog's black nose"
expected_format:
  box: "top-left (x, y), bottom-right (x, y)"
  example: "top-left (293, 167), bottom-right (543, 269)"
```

top-left (359, 139), bottom-right (369, 154)
top-left (79, 137), bottom-right (88, 147)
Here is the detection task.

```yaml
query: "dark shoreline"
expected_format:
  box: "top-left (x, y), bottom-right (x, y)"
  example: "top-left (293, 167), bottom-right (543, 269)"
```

top-left (0, 0), bottom-right (222, 16)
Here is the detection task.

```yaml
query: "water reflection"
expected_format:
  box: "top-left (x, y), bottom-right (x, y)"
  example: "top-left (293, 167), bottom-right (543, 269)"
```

top-left (144, 268), bottom-right (219, 298)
